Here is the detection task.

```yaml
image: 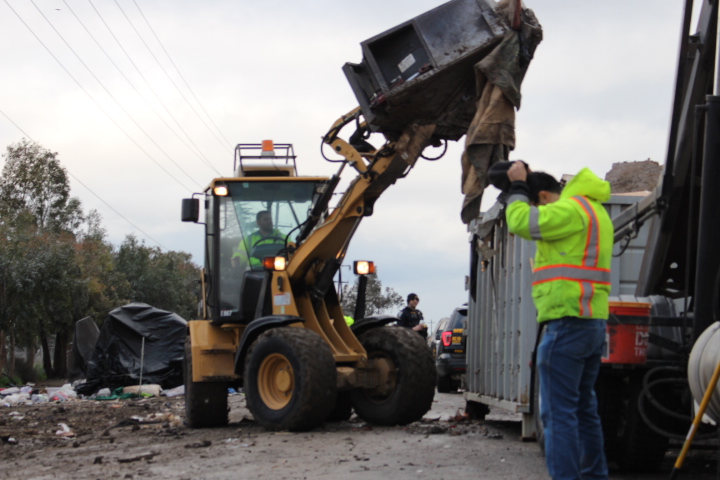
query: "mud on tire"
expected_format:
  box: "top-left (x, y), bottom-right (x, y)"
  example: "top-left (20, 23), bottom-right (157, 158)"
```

top-left (244, 327), bottom-right (336, 431)
top-left (352, 326), bottom-right (436, 426)
top-left (184, 340), bottom-right (229, 428)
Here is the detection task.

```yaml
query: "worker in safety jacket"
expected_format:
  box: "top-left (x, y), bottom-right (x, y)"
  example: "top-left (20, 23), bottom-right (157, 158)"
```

top-left (505, 162), bottom-right (612, 480)
top-left (232, 210), bottom-right (286, 269)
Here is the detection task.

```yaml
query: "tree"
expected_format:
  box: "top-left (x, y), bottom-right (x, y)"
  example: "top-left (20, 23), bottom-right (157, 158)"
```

top-left (0, 139), bottom-right (86, 378)
top-left (0, 139), bottom-right (83, 233)
top-left (340, 273), bottom-right (404, 318)
top-left (114, 234), bottom-right (201, 320)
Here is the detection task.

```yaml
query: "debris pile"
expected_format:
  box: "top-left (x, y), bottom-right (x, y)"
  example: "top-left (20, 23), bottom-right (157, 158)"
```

top-left (605, 159), bottom-right (662, 193)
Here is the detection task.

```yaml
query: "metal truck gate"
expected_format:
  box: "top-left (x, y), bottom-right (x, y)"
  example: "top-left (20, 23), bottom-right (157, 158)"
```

top-left (464, 194), bottom-right (648, 438)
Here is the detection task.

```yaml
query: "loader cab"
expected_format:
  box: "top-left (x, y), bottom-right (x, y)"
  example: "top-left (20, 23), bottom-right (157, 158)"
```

top-left (183, 142), bottom-right (329, 323)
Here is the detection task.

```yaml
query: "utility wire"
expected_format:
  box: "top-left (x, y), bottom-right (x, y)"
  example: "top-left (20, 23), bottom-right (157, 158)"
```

top-left (0, 107), bottom-right (168, 250)
top-left (28, 0), bottom-right (201, 190)
top-left (3, 0), bottom-right (193, 193)
top-left (132, 0), bottom-right (233, 149)
top-left (112, 0), bottom-right (232, 153)
top-left (62, 0), bottom-right (222, 176)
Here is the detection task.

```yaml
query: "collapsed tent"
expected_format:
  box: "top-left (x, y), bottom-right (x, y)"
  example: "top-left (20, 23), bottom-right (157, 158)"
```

top-left (67, 316), bottom-right (101, 383)
top-left (75, 303), bottom-right (187, 396)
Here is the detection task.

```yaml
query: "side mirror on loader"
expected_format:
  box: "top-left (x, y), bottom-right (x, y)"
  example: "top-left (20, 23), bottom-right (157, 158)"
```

top-left (181, 198), bottom-right (199, 223)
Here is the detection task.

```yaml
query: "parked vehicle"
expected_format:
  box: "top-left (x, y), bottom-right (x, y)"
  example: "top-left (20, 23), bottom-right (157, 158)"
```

top-left (428, 317), bottom-right (449, 357)
top-left (436, 306), bottom-right (467, 393)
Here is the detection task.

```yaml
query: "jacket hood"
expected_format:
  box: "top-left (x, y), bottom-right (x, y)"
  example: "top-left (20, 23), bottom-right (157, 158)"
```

top-left (560, 168), bottom-right (611, 203)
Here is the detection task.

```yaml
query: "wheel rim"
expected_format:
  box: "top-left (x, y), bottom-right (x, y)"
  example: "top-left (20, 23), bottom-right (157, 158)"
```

top-left (258, 353), bottom-right (294, 410)
top-left (366, 353), bottom-right (397, 401)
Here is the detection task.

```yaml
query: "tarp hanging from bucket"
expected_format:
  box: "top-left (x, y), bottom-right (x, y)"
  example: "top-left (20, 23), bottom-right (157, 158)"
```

top-left (461, 0), bottom-right (543, 223)
top-left (75, 303), bottom-right (187, 396)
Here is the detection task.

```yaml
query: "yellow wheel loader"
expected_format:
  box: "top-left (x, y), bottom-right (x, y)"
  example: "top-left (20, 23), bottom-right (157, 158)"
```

top-left (182, 125), bottom-right (438, 431)
top-left (180, 0), bottom-right (534, 431)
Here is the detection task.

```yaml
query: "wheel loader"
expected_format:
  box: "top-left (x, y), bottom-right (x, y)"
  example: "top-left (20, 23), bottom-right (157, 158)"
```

top-left (181, 123), bottom-right (439, 431)
top-left (180, 0), bottom-right (530, 430)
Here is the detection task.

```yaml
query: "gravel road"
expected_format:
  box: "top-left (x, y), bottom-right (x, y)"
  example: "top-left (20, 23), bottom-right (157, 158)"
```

top-left (0, 390), bottom-right (717, 479)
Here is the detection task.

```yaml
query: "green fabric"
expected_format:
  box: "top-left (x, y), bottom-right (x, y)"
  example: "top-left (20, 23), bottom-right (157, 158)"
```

top-left (93, 387), bottom-right (141, 400)
top-left (506, 168), bottom-right (614, 322)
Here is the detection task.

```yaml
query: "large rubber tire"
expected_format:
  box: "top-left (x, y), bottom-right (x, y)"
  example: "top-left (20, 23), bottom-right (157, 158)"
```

top-left (244, 327), bottom-right (336, 431)
top-left (184, 340), bottom-right (229, 428)
top-left (437, 373), bottom-right (454, 393)
top-left (351, 326), bottom-right (436, 426)
top-left (612, 376), bottom-right (668, 472)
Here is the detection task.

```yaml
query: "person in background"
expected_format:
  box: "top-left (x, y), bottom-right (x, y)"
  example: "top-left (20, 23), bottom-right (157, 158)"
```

top-left (398, 293), bottom-right (427, 338)
top-left (505, 161), bottom-right (612, 480)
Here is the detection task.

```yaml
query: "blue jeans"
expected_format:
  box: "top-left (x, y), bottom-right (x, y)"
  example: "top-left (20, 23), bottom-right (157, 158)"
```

top-left (538, 318), bottom-right (608, 480)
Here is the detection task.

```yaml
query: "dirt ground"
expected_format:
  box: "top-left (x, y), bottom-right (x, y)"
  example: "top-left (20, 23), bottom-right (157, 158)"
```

top-left (0, 389), bottom-right (718, 480)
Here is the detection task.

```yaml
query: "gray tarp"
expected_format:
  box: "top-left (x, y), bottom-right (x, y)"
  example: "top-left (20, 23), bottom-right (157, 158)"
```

top-left (461, 0), bottom-right (543, 223)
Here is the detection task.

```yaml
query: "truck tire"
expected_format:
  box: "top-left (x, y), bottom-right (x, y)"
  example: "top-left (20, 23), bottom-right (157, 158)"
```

top-left (437, 373), bottom-right (454, 393)
top-left (612, 376), bottom-right (668, 472)
top-left (351, 326), bottom-right (436, 425)
top-left (244, 327), bottom-right (336, 431)
top-left (184, 340), bottom-right (229, 428)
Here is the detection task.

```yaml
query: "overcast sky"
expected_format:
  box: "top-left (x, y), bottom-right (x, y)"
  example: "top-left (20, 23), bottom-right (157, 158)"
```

top-left (0, 0), bottom-right (691, 325)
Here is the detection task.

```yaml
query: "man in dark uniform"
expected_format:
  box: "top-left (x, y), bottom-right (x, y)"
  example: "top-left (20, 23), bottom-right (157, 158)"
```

top-left (398, 293), bottom-right (427, 338)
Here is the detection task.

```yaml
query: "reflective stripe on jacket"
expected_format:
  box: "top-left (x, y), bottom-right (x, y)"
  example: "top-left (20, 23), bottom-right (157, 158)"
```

top-left (506, 168), bottom-right (614, 322)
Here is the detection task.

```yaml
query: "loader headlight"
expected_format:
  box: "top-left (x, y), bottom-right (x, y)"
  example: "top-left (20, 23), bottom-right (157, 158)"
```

top-left (353, 260), bottom-right (375, 275)
top-left (213, 183), bottom-right (228, 196)
top-left (263, 256), bottom-right (286, 271)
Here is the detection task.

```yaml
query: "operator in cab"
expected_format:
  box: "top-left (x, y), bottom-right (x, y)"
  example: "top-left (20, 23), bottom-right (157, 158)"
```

top-left (232, 210), bottom-right (287, 270)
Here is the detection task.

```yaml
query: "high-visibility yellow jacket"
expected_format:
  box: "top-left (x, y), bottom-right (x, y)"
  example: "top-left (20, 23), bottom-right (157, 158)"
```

top-left (232, 228), bottom-right (285, 267)
top-left (506, 168), bottom-right (614, 322)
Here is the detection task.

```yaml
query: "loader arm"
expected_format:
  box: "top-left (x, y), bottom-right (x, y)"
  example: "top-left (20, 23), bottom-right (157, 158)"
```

top-left (263, 109), bottom-right (437, 363)
top-left (287, 110), bottom-right (436, 293)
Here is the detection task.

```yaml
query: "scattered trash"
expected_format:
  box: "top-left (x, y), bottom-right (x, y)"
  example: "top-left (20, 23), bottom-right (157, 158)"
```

top-left (123, 384), bottom-right (161, 397)
top-left (1, 393), bottom-right (30, 407)
top-left (162, 385), bottom-right (184, 397)
top-left (56, 423), bottom-right (76, 438)
top-left (0, 436), bottom-right (18, 445)
top-left (47, 384), bottom-right (77, 402)
top-left (30, 394), bottom-right (49, 404)
top-left (117, 451), bottom-right (159, 463)
top-left (184, 440), bottom-right (212, 449)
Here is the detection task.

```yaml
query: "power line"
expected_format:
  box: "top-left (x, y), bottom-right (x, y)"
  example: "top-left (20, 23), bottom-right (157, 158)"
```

top-left (62, 0), bottom-right (222, 176)
top-left (112, 0), bottom-right (232, 153)
top-left (0, 107), bottom-right (168, 250)
top-left (132, 0), bottom-right (234, 149)
top-left (2, 0), bottom-right (193, 192)
top-left (28, 0), bottom-right (201, 190)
